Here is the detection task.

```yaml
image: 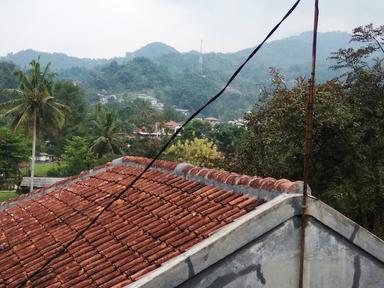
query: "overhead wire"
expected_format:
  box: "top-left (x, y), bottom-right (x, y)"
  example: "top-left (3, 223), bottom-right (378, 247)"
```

top-left (18, 0), bottom-right (302, 286)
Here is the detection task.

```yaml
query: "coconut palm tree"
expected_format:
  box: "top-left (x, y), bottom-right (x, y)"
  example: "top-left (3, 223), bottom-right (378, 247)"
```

top-left (0, 59), bottom-right (70, 192)
top-left (90, 105), bottom-right (123, 158)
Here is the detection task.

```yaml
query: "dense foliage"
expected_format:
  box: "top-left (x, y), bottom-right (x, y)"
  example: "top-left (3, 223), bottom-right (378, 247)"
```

top-left (1, 32), bottom-right (357, 120)
top-left (48, 137), bottom-right (96, 177)
top-left (0, 62), bottom-right (18, 103)
top-left (236, 25), bottom-right (384, 236)
top-left (164, 138), bottom-right (223, 168)
top-left (0, 59), bottom-right (70, 191)
top-left (0, 127), bottom-right (28, 189)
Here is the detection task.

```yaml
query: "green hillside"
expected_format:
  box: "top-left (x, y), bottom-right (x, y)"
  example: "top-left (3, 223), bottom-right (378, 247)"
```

top-left (0, 31), bottom-right (357, 119)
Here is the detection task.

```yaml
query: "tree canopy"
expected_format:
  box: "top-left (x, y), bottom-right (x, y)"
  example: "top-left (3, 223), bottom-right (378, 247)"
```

top-left (236, 25), bottom-right (384, 236)
top-left (0, 59), bottom-right (70, 191)
top-left (0, 127), bottom-right (28, 189)
top-left (48, 136), bottom-right (96, 177)
top-left (163, 138), bottom-right (223, 168)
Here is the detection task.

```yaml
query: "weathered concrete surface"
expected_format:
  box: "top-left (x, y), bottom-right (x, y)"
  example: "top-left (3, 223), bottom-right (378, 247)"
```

top-left (305, 219), bottom-right (384, 288)
top-left (178, 217), bottom-right (384, 288)
top-left (178, 217), bottom-right (301, 288)
top-left (126, 195), bottom-right (384, 288)
top-left (307, 197), bottom-right (384, 262)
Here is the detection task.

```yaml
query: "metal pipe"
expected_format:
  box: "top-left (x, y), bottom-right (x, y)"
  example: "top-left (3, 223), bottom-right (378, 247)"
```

top-left (299, 0), bottom-right (319, 287)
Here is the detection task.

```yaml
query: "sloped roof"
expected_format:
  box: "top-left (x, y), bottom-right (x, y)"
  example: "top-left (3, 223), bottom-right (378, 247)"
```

top-left (20, 177), bottom-right (66, 188)
top-left (163, 121), bottom-right (180, 129)
top-left (0, 156), bottom-right (303, 287)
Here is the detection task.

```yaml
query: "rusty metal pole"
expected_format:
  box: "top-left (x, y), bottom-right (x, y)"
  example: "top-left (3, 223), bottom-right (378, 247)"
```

top-left (299, 1), bottom-right (319, 288)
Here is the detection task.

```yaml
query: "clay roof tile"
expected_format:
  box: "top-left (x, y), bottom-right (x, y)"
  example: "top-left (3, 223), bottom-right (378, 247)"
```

top-left (0, 155), bottom-right (301, 287)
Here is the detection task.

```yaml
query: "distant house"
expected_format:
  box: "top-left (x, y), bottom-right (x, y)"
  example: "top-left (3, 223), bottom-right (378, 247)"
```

top-left (137, 94), bottom-right (164, 111)
top-left (228, 118), bottom-right (246, 127)
top-left (19, 176), bottom-right (66, 192)
top-left (72, 80), bottom-right (81, 86)
top-left (0, 156), bottom-right (383, 287)
top-left (35, 152), bottom-right (54, 162)
top-left (163, 121), bottom-right (181, 134)
top-left (135, 122), bottom-right (181, 137)
top-left (174, 108), bottom-right (189, 116)
top-left (98, 93), bottom-right (117, 104)
top-left (204, 117), bottom-right (220, 126)
top-left (135, 126), bottom-right (162, 138)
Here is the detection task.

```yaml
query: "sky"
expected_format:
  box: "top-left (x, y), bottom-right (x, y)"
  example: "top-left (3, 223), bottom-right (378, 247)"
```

top-left (0, 0), bottom-right (382, 59)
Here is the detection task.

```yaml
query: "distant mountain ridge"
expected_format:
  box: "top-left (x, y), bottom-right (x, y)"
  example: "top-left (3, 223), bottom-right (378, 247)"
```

top-left (1, 31), bottom-right (352, 76)
top-left (0, 42), bottom-right (180, 71)
top-left (1, 49), bottom-right (109, 70)
top-left (133, 42), bottom-right (179, 59)
top-left (0, 31), bottom-right (359, 120)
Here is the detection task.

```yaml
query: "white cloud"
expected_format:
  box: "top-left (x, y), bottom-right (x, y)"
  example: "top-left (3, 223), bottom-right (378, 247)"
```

top-left (0, 0), bottom-right (382, 58)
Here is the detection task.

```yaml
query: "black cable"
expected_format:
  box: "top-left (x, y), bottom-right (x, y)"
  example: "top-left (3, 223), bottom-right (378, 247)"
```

top-left (18, 1), bottom-right (301, 286)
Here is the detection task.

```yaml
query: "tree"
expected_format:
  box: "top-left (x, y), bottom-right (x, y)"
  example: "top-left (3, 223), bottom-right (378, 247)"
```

top-left (48, 136), bottom-right (96, 177)
top-left (329, 24), bottom-right (384, 83)
top-left (210, 123), bottom-right (245, 155)
top-left (89, 104), bottom-right (123, 158)
top-left (180, 119), bottom-right (212, 141)
top-left (327, 24), bottom-right (384, 235)
top-left (163, 138), bottom-right (223, 168)
top-left (116, 98), bottom-right (158, 128)
top-left (351, 24), bottom-right (384, 54)
top-left (0, 59), bottom-right (70, 191)
top-left (237, 73), bottom-right (351, 188)
top-left (0, 61), bottom-right (18, 103)
top-left (0, 127), bottom-right (28, 189)
top-left (160, 105), bottom-right (185, 122)
top-left (45, 80), bottom-right (87, 155)
top-left (237, 48), bottom-right (384, 237)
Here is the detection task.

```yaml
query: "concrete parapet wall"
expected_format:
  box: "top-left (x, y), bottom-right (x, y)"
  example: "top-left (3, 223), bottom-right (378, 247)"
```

top-left (127, 195), bottom-right (384, 288)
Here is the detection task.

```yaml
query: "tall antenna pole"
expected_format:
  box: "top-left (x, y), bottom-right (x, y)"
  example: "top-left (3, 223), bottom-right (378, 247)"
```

top-left (299, 0), bottom-right (319, 287)
top-left (198, 39), bottom-right (204, 74)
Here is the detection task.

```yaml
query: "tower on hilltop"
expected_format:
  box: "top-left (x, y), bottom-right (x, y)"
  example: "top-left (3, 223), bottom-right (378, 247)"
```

top-left (198, 40), bottom-right (203, 75)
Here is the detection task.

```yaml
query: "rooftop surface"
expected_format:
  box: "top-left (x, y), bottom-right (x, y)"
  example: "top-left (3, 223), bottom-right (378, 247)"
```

top-left (0, 156), bottom-right (302, 287)
top-left (20, 177), bottom-right (66, 188)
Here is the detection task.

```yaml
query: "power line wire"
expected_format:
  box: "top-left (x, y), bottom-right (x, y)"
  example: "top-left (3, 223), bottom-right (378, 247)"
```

top-left (18, 0), bottom-right (302, 286)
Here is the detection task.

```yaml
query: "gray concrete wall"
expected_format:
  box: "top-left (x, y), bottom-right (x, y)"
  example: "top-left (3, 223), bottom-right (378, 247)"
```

top-left (178, 217), bottom-right (302, 288)
top-left (178, 216), bottom-right (384, 288)
top-left (304, 218), bottom-right (384, 288)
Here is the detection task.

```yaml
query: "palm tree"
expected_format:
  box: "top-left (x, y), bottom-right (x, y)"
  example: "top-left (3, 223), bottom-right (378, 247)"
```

top-left (90, 105), bottom-right (123, 158)
top-left (0, 59), bottom-right (70, 192)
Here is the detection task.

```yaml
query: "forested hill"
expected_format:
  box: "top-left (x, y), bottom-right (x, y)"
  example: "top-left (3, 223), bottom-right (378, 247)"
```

top-left (0, 42), bottom-right (180, 71)
top-left (133, 42), bottom-right (179, 59)
top-left (1, 31), bottom-right (351, 75)
top-left (0, 31), bottom-right (355, 119)
top-left (1, 49), bottom-right (109, 70)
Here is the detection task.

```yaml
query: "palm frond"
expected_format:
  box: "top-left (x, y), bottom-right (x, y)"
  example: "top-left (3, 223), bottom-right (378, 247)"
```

top-left (41, 62), bottom-right (51, 80)
top-left (1, 102), bottom-right (28, 117)
top-left (2, 88), bottom-right (24, 98)
top-left (14, 70), bottom-right (33, 92)
top-left (12, 105), bottom-right (32, 131)
top-left (2, 58), bottom-right (70, 138)
top-left (42, 102), bottom-right (67, 129)
top-left (0, 99), bottom-right (24, 112)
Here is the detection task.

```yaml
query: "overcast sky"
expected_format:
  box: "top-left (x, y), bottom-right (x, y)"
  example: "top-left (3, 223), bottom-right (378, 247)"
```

top-left (0, 0), bottom-right (382, 58)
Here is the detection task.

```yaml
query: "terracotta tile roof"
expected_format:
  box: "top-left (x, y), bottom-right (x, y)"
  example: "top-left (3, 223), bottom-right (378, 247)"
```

top-left (0, 156), bottom-right (303, 287)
